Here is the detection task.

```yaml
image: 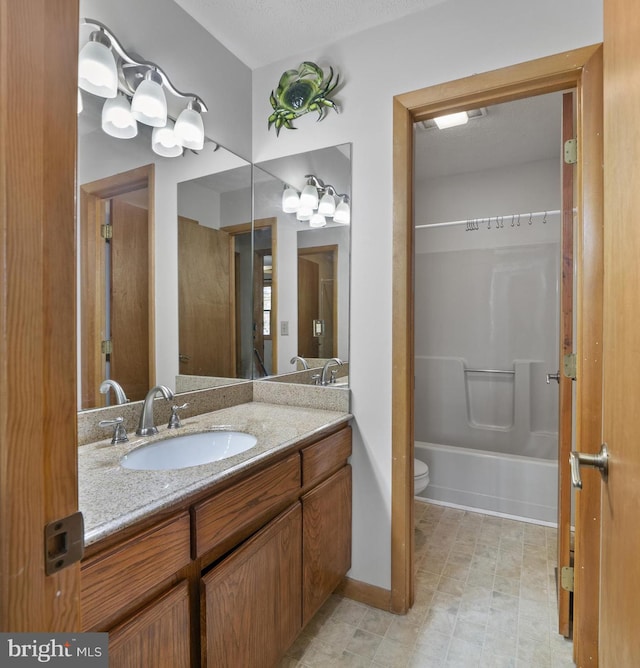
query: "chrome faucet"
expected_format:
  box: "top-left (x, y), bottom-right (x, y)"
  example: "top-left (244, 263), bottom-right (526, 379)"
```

top-left (99, 379), bottom-right (129, 405)
top-left (136, 385), bottom-right (174, 436)
top-left (290, 355), bottom-right (310, 370)
top-left (321, 358), bottom-right (343, 386)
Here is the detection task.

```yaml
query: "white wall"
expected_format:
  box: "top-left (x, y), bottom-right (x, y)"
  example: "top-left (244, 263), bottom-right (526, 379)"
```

top-left (252, 0), bottom-right (602, 589)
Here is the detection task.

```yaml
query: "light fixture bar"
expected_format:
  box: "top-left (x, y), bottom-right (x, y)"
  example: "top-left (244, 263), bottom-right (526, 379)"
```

top-left (81, 18), bottom-right (208, 112)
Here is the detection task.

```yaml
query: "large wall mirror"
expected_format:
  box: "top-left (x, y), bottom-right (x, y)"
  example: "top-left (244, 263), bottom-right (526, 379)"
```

top-left (254, 144), bottom-right (351, 378)
top-left (77, 16), bottom-right (351, 408)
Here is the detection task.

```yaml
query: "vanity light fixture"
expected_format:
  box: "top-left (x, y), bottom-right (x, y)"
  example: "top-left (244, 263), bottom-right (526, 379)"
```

top-left (282, 174), bottom-right (350, 227)
top-left (78, 18), bottom-right (208, 158)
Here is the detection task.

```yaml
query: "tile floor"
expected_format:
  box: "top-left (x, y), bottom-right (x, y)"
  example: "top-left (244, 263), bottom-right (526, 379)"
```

top-left (279, 500), bottom-right (575, 667)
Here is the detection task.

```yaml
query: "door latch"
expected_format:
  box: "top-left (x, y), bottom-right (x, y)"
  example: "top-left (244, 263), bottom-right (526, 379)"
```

top-left (570, 443), bottom-right (609, 489)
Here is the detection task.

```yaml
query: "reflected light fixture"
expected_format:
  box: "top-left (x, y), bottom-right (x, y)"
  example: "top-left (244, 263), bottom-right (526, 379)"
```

top-left (78, 30), bottom-right (118, 98)
top-left (102, 94), bottom-right (137, 138)
top-left (78, 18), bottom-right (208, 158)
top-left (434, 111), bottom-right (469, 129)
top-left (282, 174), bottom-right (350, 227)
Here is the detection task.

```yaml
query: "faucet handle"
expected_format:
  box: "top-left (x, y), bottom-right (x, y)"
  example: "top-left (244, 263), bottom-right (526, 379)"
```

top-left (330, 369), bottom-right (339, 383)
top-left (310, 373), bottom-right (321, 386)
top-left (99, 417), bottom-right (129, 445)
top-left (168, 403), bottom-right (188, 429)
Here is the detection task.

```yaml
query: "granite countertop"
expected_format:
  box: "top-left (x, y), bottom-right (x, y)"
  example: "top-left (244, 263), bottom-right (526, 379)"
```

top-left (79, 401), bottom-right (351, 547)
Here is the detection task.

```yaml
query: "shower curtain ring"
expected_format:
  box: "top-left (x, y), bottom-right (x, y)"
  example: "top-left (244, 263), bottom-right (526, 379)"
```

top-left (528, 213), bottom-right (533, 225)
top-left (511, 215), bottom-right (515, 227)
top-left (517, 214), bottom-right (521, 226)
top-left (542, 211), bottom-right (547, 224)
top-left (488, 217), bottom-right (491, 230)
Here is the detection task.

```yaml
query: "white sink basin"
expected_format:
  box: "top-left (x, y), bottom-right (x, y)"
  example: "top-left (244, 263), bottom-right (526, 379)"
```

top-left (120, 431), bottom-right (257, 471)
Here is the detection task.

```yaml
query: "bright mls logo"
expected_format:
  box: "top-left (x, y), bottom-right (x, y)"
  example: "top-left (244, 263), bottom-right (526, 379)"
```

top-left (0, 634), bottom-right (108, 666)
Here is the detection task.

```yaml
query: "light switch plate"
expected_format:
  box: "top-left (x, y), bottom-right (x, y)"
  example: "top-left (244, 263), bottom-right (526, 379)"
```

top-left (280, 321), bottom-right (289, 336)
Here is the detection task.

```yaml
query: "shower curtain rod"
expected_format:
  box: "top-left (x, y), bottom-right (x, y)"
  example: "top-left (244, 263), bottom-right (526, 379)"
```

top-left (416, 208), bottom-right (564, 230)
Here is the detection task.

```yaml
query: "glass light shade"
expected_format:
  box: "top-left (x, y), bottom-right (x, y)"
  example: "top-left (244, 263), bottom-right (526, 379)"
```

top-left (296, 207), bottom-right (313, 221)
top-left (282, 186), bottom-right (300, 213)
top-left (175, 101), bottom-right (205, 150)
top-left (309, 213), bottom-right (326, 228)
top-left (102, 95), bottom-right (137, 139)
top-left (131, 70), bottom-right (167, 127)
top-left (333, 200), bottom-right (351, 225)
top-left (300, 183), bottom-right (319, 210)
top-left (152, 121), bottom-right (183, 157)
top-left (77, 89), bottom-right (83, 114)
top-left (78, 33), bottom-right (118, 98)
top-left (318, 192), bottom-right (336, 216)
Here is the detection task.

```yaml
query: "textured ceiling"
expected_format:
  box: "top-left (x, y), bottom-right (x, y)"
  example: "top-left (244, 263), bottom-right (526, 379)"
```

top-left (172, 0), bottom-right (448, 68)
top-left (415, 91), bottom-right (564, 181)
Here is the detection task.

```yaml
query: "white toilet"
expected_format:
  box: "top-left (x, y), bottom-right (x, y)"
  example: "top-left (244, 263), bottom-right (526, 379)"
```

top-left (414, 458), bottom-right (430, 495)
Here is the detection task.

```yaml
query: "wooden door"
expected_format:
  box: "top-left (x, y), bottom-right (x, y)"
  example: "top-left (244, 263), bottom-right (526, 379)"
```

top-left (178, 217), bottom-right (232, 377)
top-left (298, 257), bottom-right (320, 358)
top-left (556, 91), bottom-right (576, 638)
top-left (201, 504), bottom-right (302, 668)
top-left (599, 0), bottom-right (640, 663)
top-left (110, 199), bottom-right (150, 401)
top-left (0, 0), bottom-right (80, 631)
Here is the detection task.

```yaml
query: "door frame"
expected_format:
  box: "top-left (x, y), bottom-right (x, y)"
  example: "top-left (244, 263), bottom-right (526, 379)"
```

top-left (79, 164), bottom-right (155, 408)
top-left (391, 44), bottom-right (603, 661)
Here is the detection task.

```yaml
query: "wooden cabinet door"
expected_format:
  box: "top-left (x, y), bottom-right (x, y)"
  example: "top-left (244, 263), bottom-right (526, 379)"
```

top-left (302, 465), bottom-right (352, 626)
top-left (202, 504), bottom-right (302, 668)
top-left (108, 581), bottom-right (191, 668)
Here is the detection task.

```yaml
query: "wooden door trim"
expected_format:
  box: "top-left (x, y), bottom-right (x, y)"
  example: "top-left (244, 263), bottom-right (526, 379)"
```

top-left (223, 218), bottom-right (278, 375)
top-left (0, 0), bottom-right (80, 630)
top-left (79, 165), bottom-right (155, 408)
top-left (391, 43), bottom-right (603, 617)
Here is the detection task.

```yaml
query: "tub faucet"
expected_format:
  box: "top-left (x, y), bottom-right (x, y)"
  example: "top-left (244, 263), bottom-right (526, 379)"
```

top-left (136, 385), bottom-right (174, 436)
top-left (99, 379), bottom-right (129, 405)
top-left (290, 355), bottom-right (310, 370)
top-left (321, 358), bottom-right (343, 386)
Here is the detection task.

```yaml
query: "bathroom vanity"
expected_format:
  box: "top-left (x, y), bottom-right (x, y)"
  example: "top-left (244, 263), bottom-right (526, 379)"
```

top-left (78, 402), bottom-right (351, 668)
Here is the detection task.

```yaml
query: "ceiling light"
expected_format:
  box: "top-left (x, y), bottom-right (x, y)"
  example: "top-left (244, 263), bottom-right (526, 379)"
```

top-left (152, 120), bottom-right (183, 157)
top-left (433, 111), bottom-right (469, 129)
top-left (102, 94), bottom-right (137, 139)
top-left (131, 70), bottom-right (167, 127)
top-left (78, 30), bottom-right (118, 98)
top-left (175, 100), bottom-right (205, 151)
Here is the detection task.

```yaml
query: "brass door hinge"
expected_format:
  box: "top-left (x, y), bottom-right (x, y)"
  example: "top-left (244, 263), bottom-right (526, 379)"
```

top-left (564, 353), bottom-right (577, 380)
top-left (101, 223), bottom-right (113, 239)
top-left (561, 565), bottom-right (574, 592)
top-left (45, 511), bottom-right (84, 575)
top-left (564, 138), bottom-right (577, 164)
top-left (101, 339), bottom-right (113, 355)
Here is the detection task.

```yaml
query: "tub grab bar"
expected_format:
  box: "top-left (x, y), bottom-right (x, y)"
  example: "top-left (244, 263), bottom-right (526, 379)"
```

top-left (464, 368), bottom-right (515, 375)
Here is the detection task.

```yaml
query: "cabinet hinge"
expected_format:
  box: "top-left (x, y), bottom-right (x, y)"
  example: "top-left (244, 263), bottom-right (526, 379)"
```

top-left (45, 511), bottom-right (84, 576)
top-left (101, 339), bottom-right (113, 355)
top-left (564, 139), bottom-right (577, 165)
top-left (101, 223), bottom-right (113, 239)
top-left (561, 565), bottom-right (574, 592)
top-left (564, 353), bottom-right (577, 381)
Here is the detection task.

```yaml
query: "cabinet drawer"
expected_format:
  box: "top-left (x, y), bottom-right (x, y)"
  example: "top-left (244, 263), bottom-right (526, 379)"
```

top-left (301, 427), bottom-right (352, 487)
top-left (81, 513), bottom-right (191, 631)
top-left (193, 453), bottom-right (300, 559)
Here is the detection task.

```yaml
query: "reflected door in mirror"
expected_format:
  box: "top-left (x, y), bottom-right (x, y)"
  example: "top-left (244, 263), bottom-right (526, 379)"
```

top-left (178, 217), bottom-right (233, 377)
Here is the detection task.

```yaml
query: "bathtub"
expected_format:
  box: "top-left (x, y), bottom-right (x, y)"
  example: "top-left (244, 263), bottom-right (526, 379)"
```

top-left (415, 440), bottom-right (558, 524)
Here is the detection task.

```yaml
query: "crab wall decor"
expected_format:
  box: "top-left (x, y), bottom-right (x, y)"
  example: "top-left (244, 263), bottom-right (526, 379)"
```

top-left (268, 61), bottom-right (340, 135)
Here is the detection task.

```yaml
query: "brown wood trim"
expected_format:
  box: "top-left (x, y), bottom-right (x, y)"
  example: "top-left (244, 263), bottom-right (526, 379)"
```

top-left (81, 164), bottom-right (153, 198)
top-left (392, 44), bottom-right (603, 623)
top-left (391, 97), bottom-right (415, 615)
top-left (557, 91), bottom-right (575, 638)
top-left (0, 0), bottom-right (80, 631)
top-left (301, 426), bottom-right (352, 487)
top-left (396, 44), bottom-right (601, 120)
top-left (573, 45), bottom-right (604, 667)
top-left (336, 577), bottom-right (392, 612)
